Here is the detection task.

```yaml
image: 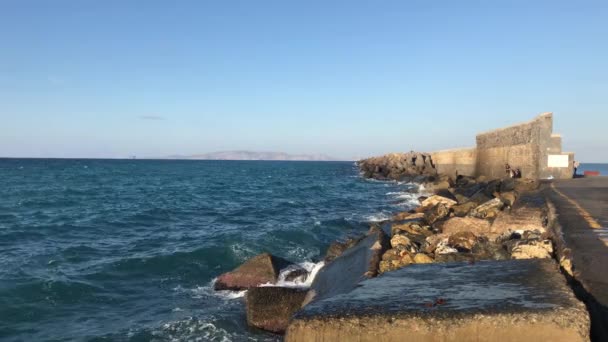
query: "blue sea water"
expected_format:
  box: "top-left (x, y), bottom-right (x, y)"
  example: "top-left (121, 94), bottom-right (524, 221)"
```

top-left (578, 163), bottom-right (608, 176)
top-left (0, 159), bottom-right (420, 341)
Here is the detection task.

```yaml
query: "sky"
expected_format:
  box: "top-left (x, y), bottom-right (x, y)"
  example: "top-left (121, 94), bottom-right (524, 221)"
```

top-left (1, 1), bottom-right (607, 161)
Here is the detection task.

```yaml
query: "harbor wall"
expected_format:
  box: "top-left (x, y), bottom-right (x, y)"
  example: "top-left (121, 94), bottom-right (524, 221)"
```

top-left (432, 113), bottom-right (573, 179)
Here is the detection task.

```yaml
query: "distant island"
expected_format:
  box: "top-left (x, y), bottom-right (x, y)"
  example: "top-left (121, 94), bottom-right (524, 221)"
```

top-left (165, 151), bottom-right (340, 161)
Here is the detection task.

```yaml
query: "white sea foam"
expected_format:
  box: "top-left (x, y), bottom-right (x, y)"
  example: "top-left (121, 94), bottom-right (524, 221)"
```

top-left (261, 260), bottom-right (325, 288)
top-left (229, 243), bottom-right (255, 262)
top-left (154, 318), bottom-right (236, 342)
top-left (364, 212), bottom-right (391, 222)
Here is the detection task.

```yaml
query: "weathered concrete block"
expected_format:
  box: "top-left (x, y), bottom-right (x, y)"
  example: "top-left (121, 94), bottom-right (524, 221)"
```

top-left (286, 259), bottom-right (589, 342)
top-left (303, 226), bottom-right (389, 305)
top-left (245, 287), bottom-right (308, 333)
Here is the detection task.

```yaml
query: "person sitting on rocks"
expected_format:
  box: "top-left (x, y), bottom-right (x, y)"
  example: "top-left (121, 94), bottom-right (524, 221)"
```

top-left (505, 164), bottom-right (512, 178)
top-left (514, 168), bottom-right (522, 178)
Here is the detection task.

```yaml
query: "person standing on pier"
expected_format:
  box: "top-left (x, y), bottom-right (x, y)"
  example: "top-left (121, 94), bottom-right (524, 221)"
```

top-left (573, 160), bottom-right (580, 178)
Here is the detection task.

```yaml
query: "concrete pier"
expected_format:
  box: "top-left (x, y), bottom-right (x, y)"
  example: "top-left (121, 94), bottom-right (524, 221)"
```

top-left (286, 259), bottom-right (589, 342)
top-left (547, 177), bottom-right (608, 340)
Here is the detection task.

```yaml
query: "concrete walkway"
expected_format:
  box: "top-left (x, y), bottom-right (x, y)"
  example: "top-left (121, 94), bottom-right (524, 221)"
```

top-left (547, 177), bottom-right (608, 341)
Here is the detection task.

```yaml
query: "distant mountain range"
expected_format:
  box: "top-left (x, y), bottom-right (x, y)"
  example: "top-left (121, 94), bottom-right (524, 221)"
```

top-left (165, 151), bottom-right (339, 161)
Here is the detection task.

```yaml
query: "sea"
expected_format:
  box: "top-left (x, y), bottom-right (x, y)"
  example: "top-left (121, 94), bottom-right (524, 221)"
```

top-left (0, 159), bottom-right (422, 342)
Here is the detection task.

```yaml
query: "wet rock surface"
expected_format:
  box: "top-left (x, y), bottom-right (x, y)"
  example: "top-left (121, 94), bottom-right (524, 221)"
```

top-left (286, 260), bottom-right (590, 342)
top-left (305, 226), bottom-right (389, 304)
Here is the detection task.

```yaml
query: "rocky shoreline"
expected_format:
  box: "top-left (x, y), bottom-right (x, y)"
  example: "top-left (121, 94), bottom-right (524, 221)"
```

top-left (211, 152), bottom-right (590, 340)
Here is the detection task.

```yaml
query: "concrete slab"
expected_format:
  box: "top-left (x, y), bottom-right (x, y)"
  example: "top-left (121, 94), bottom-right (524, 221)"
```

top-left (546, 177), bottom-right (608, 340)
top-left (286, 259), bottom-right (589, 342)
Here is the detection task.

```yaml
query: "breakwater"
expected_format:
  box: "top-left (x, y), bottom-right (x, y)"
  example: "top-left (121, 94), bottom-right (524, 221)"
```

top-left (214, 169), bottom-right (591, 341)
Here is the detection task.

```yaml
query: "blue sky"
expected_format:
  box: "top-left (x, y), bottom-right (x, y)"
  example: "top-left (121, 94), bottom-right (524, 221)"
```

top-left (1, 1), bottom-right (607, 161)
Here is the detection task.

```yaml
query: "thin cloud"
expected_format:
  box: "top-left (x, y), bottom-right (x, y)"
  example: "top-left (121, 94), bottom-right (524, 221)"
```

top-left (139, 115), bottom-right (166, 120)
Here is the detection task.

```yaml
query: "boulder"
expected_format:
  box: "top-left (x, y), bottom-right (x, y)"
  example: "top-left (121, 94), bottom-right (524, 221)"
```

top-left (391, 221), bottom-right (433, 239)
top-left (471, 240), bottom-right (510, 261)
top-left (422, 233), bottom-right (449, 254)
top-left (284, 268), bottom-right (309, 283)
top-left (434, 252), bottom-right (476, 263)
top-left (246, 286), bottom-right (308, 333)
top-left (438, 217), bottom-right (493, 237)
top-left (453, 183), bottom-right (484, 199)
top-left (511, 240), bottom-right (554, 260)
top-left (391, 212), bottom-right (424, 221)
top-left (357, 152), bottom-right (438, 180)
top-left (424, 203), bottom-right (450, 225)
top-left (499, 178), bottom-right (516, 192)
top-left (482, 179), bottom-right (502, 197)
top-left (469, 198), bottom-right (504, 220)
top-left (434, 189), bottom-right (458, 202)
top-left (214, 253), bottom-right (292, 291)
top-left (413, 253), bottom-right (434, 264)
top-left (379, 252), bottom-right (413, 273)
top-left (420, 195), bottom-right (457, 209)
top-left (448, 231), bottom-right (478, 252)
top-left (451, 201), bottom-right (478, 217)
top-left (434, 238), bottom-right (459, 255)
top-left (468, 190), bottom-right (493, 206)
top-left (514, 178), bottom-right (540, 193)
top-left (499, 191), bottom-right (517, 207)
top-left (390, 234), bottom-right (412, 249)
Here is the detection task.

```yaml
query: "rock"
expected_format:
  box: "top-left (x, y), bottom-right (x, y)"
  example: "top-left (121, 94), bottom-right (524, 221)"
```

top-left (514, 178), bottom-right (540, 193)
top-left (500, 178), bottom-right (516, 192)
top-left (284, 268), bottom-right (309, 283)
top-left (453, 193), bottom-right (470, 204)
top-left (379, 252), bottom-right (413, 273)
top-left (471, 240), bottom-right (510, 260)
top-left (390, 234), bottom-right (412, 249)
top-left (451, 201), bottom-right (478, 217)
top-left (434, 189), bottom-right (458, 202)
top-left (482, 179), bottom-right (502, 197)
top-left (420, 195), bottom-right (457, 209)
top-left (417, 196), bottom-right (428, 204)
top-left (424, 203), bottom-right (450, 225)
top-left (469, 198), bottom-right (504, 220)
top-left (434, 238), bottom-right (459, 255)
top-left (413, 253), bottom-right (434, 264)
top-left (468, 190), bottom-right (493, 206)
top-left (324, 236), bottom-right (363, 263)
top-left (214, 253), bottom-right (292, 291)
top-left (429, 180), bottom-right (450, 191)
top-left (391, 221), bottom-right (433, 238)
top-left (357, 152), bottom-right (438, 180)
top-left (438, 217), bottom-right (493, 237)
top-left (434, 252), bottom-right (476, 263)
top-left (246, 286), bottom-right (308, 333)
top-left (448, 231), bottom-right (477, 252)
top-left (511, 240), bottom-right (554, 260)
top-left (422, 233), bottom-right (449, 254)
top-left (391, 212), bottom-right (424, 221)
top-left (499, 191), bottom-right (517, 207)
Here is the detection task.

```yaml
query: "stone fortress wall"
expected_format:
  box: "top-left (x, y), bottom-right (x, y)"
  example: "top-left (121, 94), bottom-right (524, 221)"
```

top-left (431, 113), bottom-right (574, 179)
